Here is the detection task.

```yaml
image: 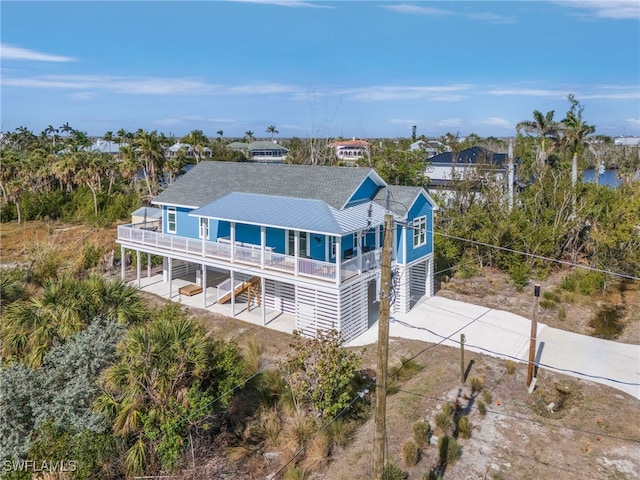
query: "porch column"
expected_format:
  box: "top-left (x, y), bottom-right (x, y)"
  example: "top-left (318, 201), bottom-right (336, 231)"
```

top-left (357, 232), bottom-right (363, 272)
top-left (120, 246), bottom-right (126, 280)
top-left (202, 263), bottom-right (207, 308)
top-left (375, 225), bottom-right (380, 250)
top-left (401, 225), bottom-right (407, 265)
top-left (230, 270), bottom-right (235, 317)
top-left (325, 235), bottom-right (329, 262)
top-left (230, 222), bottom-right (236, 263)
top-left (261, 276), bottom-right (266, 326)
top-left (260, 226), bottom-right (266, 268)
top-left (294, 231), bottom-right (299, 276)
top-left (136, 250), bottom-right (141, 287)
top-left (335, 236), bottom-right (341, 286)
top-left (168, 257), bottom-right (173, 298)
top-left (147, 253), bottom-right (151, 278)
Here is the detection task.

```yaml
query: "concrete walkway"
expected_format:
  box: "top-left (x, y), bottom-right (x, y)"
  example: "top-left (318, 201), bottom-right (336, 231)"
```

top-left (348, 296), bottom-right (640, 401)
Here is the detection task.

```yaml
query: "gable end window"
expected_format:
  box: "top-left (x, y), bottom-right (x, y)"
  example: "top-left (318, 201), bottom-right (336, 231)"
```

top-left (413, 216), bottom-right (426, 248)
top-left (167, 207), bottom-right (177, 233)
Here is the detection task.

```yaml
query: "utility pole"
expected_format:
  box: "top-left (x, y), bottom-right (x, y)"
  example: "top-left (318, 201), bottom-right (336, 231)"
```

top-left (373, 213), bottom-right (393, 479)
top-left (460, 334), bottom-right (466, 383)
top-left (527, 284), bottom-right (541, 387)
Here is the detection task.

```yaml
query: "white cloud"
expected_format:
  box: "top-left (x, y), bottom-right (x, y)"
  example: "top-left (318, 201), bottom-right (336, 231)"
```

top-left (383, 4), bottom-right (452, 16)
top-left (481, 117), bottom-right (512, 129)
top-left (333, 85), bottom-right (472, 101)
top-left (228, 0), bottom-right (332, 8)
top-left (383, 4), bottom-right (514, 23)
top-left (388, 118), bottom-right (419, 125)
top-left (0, 43), bottom-right (76, 62)
top-left (553, 1), bottom-right (640, 20)
top-left (69, 92), bottom-right (94, 101)
top-left (626, 118), bottom-right (640, 127)
top-left (487, 87), bottom-right (569, 98)
top-left (437, 118), bottom-right (463, 128)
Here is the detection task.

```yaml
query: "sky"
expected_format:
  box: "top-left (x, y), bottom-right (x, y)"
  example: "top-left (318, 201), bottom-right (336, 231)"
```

top-left (1, 0), bottom-right (639, 140)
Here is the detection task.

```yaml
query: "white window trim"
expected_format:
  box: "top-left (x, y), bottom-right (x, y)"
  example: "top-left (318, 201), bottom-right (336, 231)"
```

top-left (167, 207), bottom-right (177, 234)
top-left (413, 216), bottom-right (426, 248)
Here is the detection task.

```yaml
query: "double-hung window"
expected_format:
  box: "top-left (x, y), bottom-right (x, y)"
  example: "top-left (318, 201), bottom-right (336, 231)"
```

top-left (199, 218), bottom-right (209, 240)
top-left (167, 207), bottom-right (177, 234)
top-left (413, 216), bottom-right (426, 248)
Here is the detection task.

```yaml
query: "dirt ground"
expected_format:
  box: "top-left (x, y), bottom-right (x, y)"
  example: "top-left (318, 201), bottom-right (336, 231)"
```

top-left (2, 221), bottom-right (639, 479)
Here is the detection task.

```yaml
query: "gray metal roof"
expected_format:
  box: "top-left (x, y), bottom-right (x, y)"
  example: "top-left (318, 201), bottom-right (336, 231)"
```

top-left (152, 161), bottom-right (380, 210)
top-left (190, 193), bottom-right (391, 235)
top-left (190, 192), bottom-right (342, 235)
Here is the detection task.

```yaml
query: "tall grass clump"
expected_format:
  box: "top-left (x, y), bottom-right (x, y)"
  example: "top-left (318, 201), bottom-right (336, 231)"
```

top-left (401, 440), bottom-right (420, 467)
top-left (383, 462), bottom-right (408, 480)
top-left (412, 420), bottom-right (432, 448)
top-left (456, 416), bottom-right (472, 439)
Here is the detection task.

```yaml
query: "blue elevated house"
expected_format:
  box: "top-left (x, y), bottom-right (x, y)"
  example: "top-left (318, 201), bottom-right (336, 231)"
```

top-left (117, 162), bottom-right (437, 341)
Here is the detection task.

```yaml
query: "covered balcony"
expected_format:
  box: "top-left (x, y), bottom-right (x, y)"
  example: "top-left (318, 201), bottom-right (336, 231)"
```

top-left (117, 223), bottom-right (381, 284)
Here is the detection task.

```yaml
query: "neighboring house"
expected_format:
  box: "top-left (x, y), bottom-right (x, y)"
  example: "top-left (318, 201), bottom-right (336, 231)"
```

top-left (614, 137), bottom-right (640, 147)
top-left (166, 142), bottom-right (213, 159)
top-left (117, 162), bottom-right (438, 342)
top-left (409, 139), bottom-right (444, 158)
top-left (227, 141), bottom-right (289, 163)
top-left (425, 146), bottom-right (518, 208)
top-left (331, 139), bottom-right (370, 165)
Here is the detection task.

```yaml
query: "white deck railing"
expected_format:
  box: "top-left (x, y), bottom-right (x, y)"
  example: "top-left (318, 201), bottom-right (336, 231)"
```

top-left (118, 224), bottom-right (380, 283)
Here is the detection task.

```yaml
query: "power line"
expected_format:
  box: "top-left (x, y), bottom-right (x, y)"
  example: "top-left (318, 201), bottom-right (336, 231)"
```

top-left (269, 382), bottom-right (373, 479)
top-left (391, 317), bottom-right (640, 388)
top-left (394, 388), bottom-right (640, 445)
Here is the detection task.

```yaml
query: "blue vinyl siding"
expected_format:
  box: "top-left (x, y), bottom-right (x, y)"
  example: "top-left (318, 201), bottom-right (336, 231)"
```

top-left (266, 227), bottom-right (286, 253)
top-left (235, 223), bottom-right (260, 245)
top-left (165, 206), bottom-right (199, 238)
top-left (309, 234), bottom-right (325, 260)
top-left (346, 175), bottom-right (379, 206)
top-left (405, 194), bottom-right (434, 263)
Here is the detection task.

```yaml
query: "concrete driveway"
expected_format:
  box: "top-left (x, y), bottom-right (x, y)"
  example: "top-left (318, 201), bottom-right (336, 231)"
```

top-left (348, 296), bottom-right (640, 401)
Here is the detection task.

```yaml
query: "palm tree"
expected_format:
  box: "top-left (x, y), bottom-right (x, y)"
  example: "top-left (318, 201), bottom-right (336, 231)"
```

top-left (516, 110), bottom-right (560, 167)
top-left (244, 130), bottom-right (255, 143)
top-left (59, 122), bottom-right (73, 138)
top-left (44, 125), bottom-right (59, 149)
top-left (94, 305), bottom-right (243, 475)
top-left (0, 275), bottom-right (146, 367)
top-left (216, 129), bottom-right (224, 143)
top-left (561, 94), bottom-right (595, 205)
top-left (180, 129), bottom-right (210, 163)
top-left (266, 125), bottom-right (278, 140)
top-left (133, 130), bottom-right (166, 197)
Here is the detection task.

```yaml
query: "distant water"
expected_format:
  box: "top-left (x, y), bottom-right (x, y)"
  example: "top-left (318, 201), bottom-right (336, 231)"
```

top-left (582, 169), bottom-right (621, 188)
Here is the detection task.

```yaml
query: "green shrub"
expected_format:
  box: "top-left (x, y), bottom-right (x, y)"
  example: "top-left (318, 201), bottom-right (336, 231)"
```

top-left (482, 389), bottom-right (493, 405)
top-left (383, 462), bottom-right (407, 480)
top-left (505, 360), bottom-right (516, 375)
top-left (560, 272), bottom-right (577, 292)
top-left (423, 471), bottom-right (443, 480)
top-left (401, 440), bottom-right (420, 467)
top-left (438, 436), bottom-right (461, 465)
top-left (469, 376), bottom-right (484, 393)
top-left (434, 412), bottom-right (451, 435)
top-left (507, 261), bottom-right (530, 291)
top-left (456, 416), bottom-right (472, 439)
top-left (283, 467), bottom-right (306, 480)
top-left (326, 418), bottom-right (352, 449)
top-left (477, 400), bottom-right (487, 416)
top-left (558, 306), bottom-right (567, 320)
top-left (412, 420), bottom-right (432, 447)
top-left (542, 291), bottom-right (561, 303)
top-left (539, 299), bottom-right (556, 310)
